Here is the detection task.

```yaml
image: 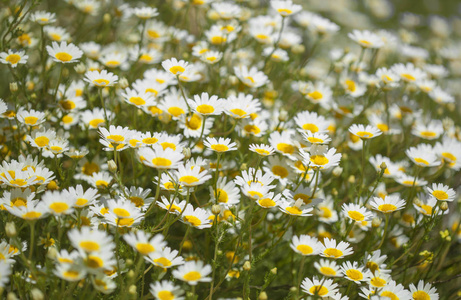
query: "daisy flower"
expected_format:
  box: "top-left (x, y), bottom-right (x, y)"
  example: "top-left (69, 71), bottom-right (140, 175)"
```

top-left (348, 30), bottom-right (384, 48)
top-left (26, 128), bottom-right (56, 149)
top-left (249, 144), bottom-right (275, 156)
top-left (92, 274), bottom-right (116, 294)
top-left (123, 231), bottom-right (166, 256)
top-left (0, 50), bottom-right (28, 68)
top-left (340, 261), bottom-right (371, 283)
top-left (349, 124), bottom-right (382, 140)
top-left (291, 235), bottom-right (322, 256)
top-left (406, 144), bottom-right (441, 167)
top-left (378, 281), bottom-right (412, 300)
top-left (104, 199), bottom-right (144, 227)
top-left (47, 41), bottom-right (83, 63)
top-left (150, 281), bottom-right (185, 300)
top-left (370, 195), bottom-right (406, 214)
top-left (426, 183), bottom-right (456, 202)
top-left (16, 109), bottom-right (46, 126)
top-left (301, 277), bottom-right (339, 298)
top-left (54, 264), bottom-right (87, 282)
top-left (278, 200), bottom-right (314, 216)
top-left (314, 259), bottom-right (341, 277)
top-left (145, 247), bottom-right (185, 269)
top-left (132, 6), bottom-right (158, 19)
top-left (42, 190), bottom-right (76, 216)
top-left (395, 174), bottom-right (428, 187)
top-left (271, 0), bottom-right (302, 17)
top-left (5, 201), bottom-right (49, 220)
top-left (158, 196), bottom-right (186, 215)
top-left (44, 26), bottom-right (70, 42)
top-left (320, 238), bottom-right (354, 259)
top-left (434, 138), bottom-right (461, 170)
top-left (211, 2), bottom-right (242, 20)
top-left (300, 145), bottom-right (342, 170)
top-left (294, 111), bottom-right (329, 133)
top-left (256, 192), bottom-right (283, 209)
top-left (411, 120), bottom-right (444, 140)
top-left (64, 184), bottom-right (99, 208)
top-left (301, 132), bottom-right (331, 145)
top-left (121, 88), bottom-right (155, 109)
top-left (181, 204), bottom-right (213, 229)
top-left (99, 125), bottom-right (132, 147)
top-left (68, 227), bottom-right (115, 254)
top-left (200, 51), bottom-right (223, 64)
top-left (122, 186), bottom-right (154, 210)
top-left (414, 195), bottom-right (446, 217)
top-left (224, 93), bottom-right (261, 119)
top-left (234, 65), bottom-right (268, 88)
top-left (138, 145), bottom-right (184, 170)
top-left (162, 58), bottom-right (189, 76)
top-left (172, 260), bottom-right (212, 286)
top-left (84, 70), bottom-right (119, 87)
top-left (391, 63), bottom-right (427, 83)
top-left (204, 137), bottom-right (237, 153)
top-left (409, 280), bottom-right (439, 300)
top-left (234, 168), bottom-right (276, 188)
top-left (269, 130), bottom-right (297, 158)
top-left (174, 165), bottom-right (212, 188)
top-left (210, 177), bottom-right (240, 206)
top-left (188, 92), bottom-right (225, 116)
top-left (342, 203), bottom-right (373, 223)
top-left (30, 10), bottom-right (56, 25)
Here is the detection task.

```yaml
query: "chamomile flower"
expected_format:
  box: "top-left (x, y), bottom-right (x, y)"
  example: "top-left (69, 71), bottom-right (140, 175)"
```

top-left (47, 41), bottom-right (83, 63)
top-left (426, 183), bottom-right (455, 202)
top-left (278, 199), bottom-right (314, 216)
top-left (132, 6), bottom-right (158, 19)
top-left (121, 88), bottom-right (155, 109)
top-left (200, 51), bottom-right (223, 64)
top-left (249, 144), bottom-right (275, 156)
top-left (314, 259), bottom-right (341, 277)
top-left (341, 261), bottom-right (371, 283)
top-left (225, 93), bottom-right (261, 119)
top-left (172, 260), bottom-right (212, 286)
top-left (300, 145), bottom-right (342, 170)
top-left (146, 247), bottom-right (185, 269)
top-left (188, 93), bottom-right (225, 116)
top-left (269, 130), bottom-right (297, 158)
top-left (302, 132), bottom-right (331, 145)
top-left (271, 0), bottom-right (302, 17)
top-left (414, 194), bottom-right (446, 217)
top-left (395, 174), bottom-right (428, 187)
top-left (406, 144), bottom-right (440, 167)
top-left (294, 111), bottom-right (329, 133)
top-left (204, 137), bottom-right (237, 153)
top-left (174, 165), bottom-right (212, 188)
top-left (391, 63), bottom-right (427, 83)
top-left (234, 168), bottom-right (276, 189)
top-left (16, 109), bottom-right (46, 126)
top-left (54, 263), bottom-right (87, 282)
top-left (342, 203), bottom-right (373, 223)
top-left (158, 196), bottom-right (186, 215)
top-left (150, 281), bottom-right (185, 300)
top-left (370, 196), bottom-right (406, 214)
top-left (26, 128), bottom-right (56, 149)
top-left (123, 231), bottom-right (166, 256)
top-left (349, 124), bottom-right (382, 140)
top-left (0, 50), bottom-right (28, 68)
top-left (255, 192), bottom-right (283, 209)
top-left (301, 277), bottom-right (339, 298)
top-left (162, 58), bottom-right (189, 75)
top-left (105, 199), bottom-right (144, 227)
top-left (122, 186), bottom-right (154, 209)
top-left (65, 184), bottom-right (99, 208)
top-left (348, 30), bottom-right (384, 48)
top-left (234, 65), bottom-right (268, 88)
top-left (320, 238), bottom-right (354, 259)
top-left (5, 201), bottom-right (49, 220)
top-left (411, 120), bottom-right (444, 140)
top-left (210, 177), bottom-right (240, 206)
top-left (42, 190), bottom-right (76, 216)
top-left (181, 204), bottom-right (212, 229)
top-left (84, 70), bottom-right (119, 87)
top-left (409, 280), bottom-right (439, 300)
top-left (138, 145), bottom-right (184, 170)
top-left (290, 235), bottom-right (322, 256)
top-left (378, 281), bottom-right (412, 300)
top-left (30, 11), bottom-right (56, 25)
top-left (68, 227), bottom-right (114, 254)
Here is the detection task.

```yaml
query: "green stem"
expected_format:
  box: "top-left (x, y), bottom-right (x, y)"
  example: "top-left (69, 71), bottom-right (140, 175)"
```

top-left (28, 221), bottom-right (36, 260)
top-left (374, 214), bottom-right (390, 250)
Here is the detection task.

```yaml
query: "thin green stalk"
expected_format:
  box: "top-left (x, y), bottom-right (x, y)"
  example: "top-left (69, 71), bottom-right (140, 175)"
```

top-left (374, 214), bottom-right (390, 250)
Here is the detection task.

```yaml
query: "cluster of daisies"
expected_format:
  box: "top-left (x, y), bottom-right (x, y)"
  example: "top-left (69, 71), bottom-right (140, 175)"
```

top-left (0, 0), bottom-right (460, 299)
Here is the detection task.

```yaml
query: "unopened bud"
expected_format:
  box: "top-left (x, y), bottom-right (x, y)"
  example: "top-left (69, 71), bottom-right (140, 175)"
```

top-left (440, 202), bottom-right (448, 211)
top-left (10, 82), bottom-right (18, 93)
top-left (332, 166), bottom-right (343, 177)
top-left (74, 63), bottom-right (86, 74)
top-left (47, 247), bottom-right (58, 260)
top-left (243, 261), bottom-right (251, 271)
top-left (270, 267), bottom-right (277, 274)
top-left (331, 188), bottom-right (338, 196)
top-left (126, 259), bottom-right (134, 267)
top-left (380, 162), bottom-right (387, 171)
top-left (128, 285), bottom-right (136, 294)
top-left (7, 292), bottom-right (18, 300)
top-left (258, 291), bottom-right (268, 300)
top-left (348, 175), bottom-right (356, 184)
top-left (414, 198), bottom-right (422, 207)
top-left (240, 163), bottom-right (248, 171)
top-left (290, 286), bottom-right (297, 292)
top-left (30, 288), bottom-right (44, 300)
top-left (108, 160), bottom-right (117, 173)
top-left (127, 270), bottom-right (135, 279)
top-left (228, 75), bottom-right (238, 85)
top-left (278, 110), bottom-right (288, 122)
top-left (291, 44), bottom-right (305, 54)
top-left (118, 77), bottom-right (129, 89)
top-left (5, 222), bottom-right (17, 238)
top-left (372, 217), bottom-right (382, 227)
top-left (182, 147), bottom-right (191, 160)
top-left (103, 13), bottom-right (111, 23)
top-left (212, 204), bottom-right (221, 215)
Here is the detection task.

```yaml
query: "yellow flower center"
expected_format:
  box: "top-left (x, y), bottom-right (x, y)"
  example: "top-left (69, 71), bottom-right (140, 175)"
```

top-left (105, 60), bottom-right (120, 67)
top-left (136, 243), bottom-right (155, 255)
top-left (286, 206), bottom-right (302, 215)
top-left (324, 248), bottom-right (343, 258)
top-left (216, 189), bottom-right (228, 203)
top-left (413, 291), bottom-right (430, 300)
top-left (24, 116), bottom-right (38, 125)
top-left (11, 197), bottom-right (27, 207)
top-left (359, 39), bottom-right (372, 46)
top-left (152, 157), bottom-right (172, 167)
top-left (272, 165), bottom-right (288, 178)
top-left (22, 211), bottom-right (42, 219)
top-left (432, 190), bottom-right (448, 200)
top-left (345, 80), bottom-right (356, 92)
top-left (129, 97), bottom-right (146, 106)
top-left (277, 8), bottom-right (293, 15)
top-left (183, 271), bottom-right (202, 281)
top-left (89, 118), bottom-right (105, 128)
top-left (401, 73), bottom-right (416, 81)
top-left (6, 54), bottom-right (21, 64)
top-left (49, 202), bottom-right (69, 213)
top-left (256, 34), bottom-right (269, 40)
top-left (50, 146), bottom-right (63, 153)
top-left (320, 266), bottom-right (336, 276)
top-left (186, 114), bottom-right (202, 130)
top-left (244, 124), bottom-right (261, 135)
top-left (414, 158), bottom-right (429, 165)
top-left (377, 123), bottom-right (389, 132)
top-left (310, 155), bottom-right (329, 166)
top-left (196, 104), bottom-right (214, 114)
top-left (161, 142), bottom-right (176, 150)
top-left (307, 137), bottom-right (324, 143)
top-left (139, 54), bottom-right (153, 62)
top-left (210, 36), bottom-right (226, 45)
top-left (356, 131), bottom-right (374, 139)
top-left (82, 162), bottom-right (99, 175)
top-left (129, 196), bottom-right (144, 207)
top-left (34, 136), bottom-right (50, 147)
top-left (307, 91), bottom-right (323, 100)
top-left (79, 241), bottom-right (100, 252)
top-left (276, 143), bottom-right (294, 154)
top-left (106, 134), bottom-right (124, 143)
top-left (255, 148), bottom-right (270, 156)
top-left (63, 270), bottom-right (80, 280)
top-left (319, 207), bottom-right (332, 218)
top-left (60, 100), bottom-right (76, 110)
top-left (76, 198), bottom-right (88, 206)
top-left (296, 244), bottom-right (313, 255)
top-left (348, 210), bottom-right (365, 221)
top-left (169, 66), bottom-right (185, 74)
top-left (421, 204), bottom-right (432, 215)
top-left (157, 291), bottom-right (174, 300)
top-left (55, 52), bottom-right (73, 62)
top-left (211, 144), bottom-right (229, 152)
top-left (184, 215), bottom-right (202, 226)
top-left (247, 191), bottom-right (263, 199)
top-left (378, 203), bottom-right (397, 213)
top-left (86, 255), bottom-right (104, 268)
top-left (258, 198), bottom-right (276, 207)
top-left (370, 276), bottom-right (386, 287)
top-left (179, 175), bottom-right (199, 185)
top-left (302, 123), bottom-right (319, 132)
top-left (113, 208), bottom-right (130, 218)
top-left (117, 218), bottom-right (134, 226)
top-left (153, 257), bottom-right (172, 267)
top-left (93, 79), bottom-right (110, 86)
top-left (168, 106), bottom-right (185, 117)
top-left (381, 291), bottom-right (398, 300)
top-left (346, 269), bottom-right (363, 281)
top-left (229, 108), bottom-right (247, 117)
top-left (309, 285), bottom-right (328, 296)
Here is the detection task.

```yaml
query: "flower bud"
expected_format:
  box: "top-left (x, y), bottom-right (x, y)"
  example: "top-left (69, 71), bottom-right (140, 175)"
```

top-left (332, 166), bottom-right (343, 177)
top-left (9, 82), bottom-right (18, 93)
top-left (229, 75), bottom-right (239, 85)
top-left (240, 163), bottom-right (248, 171)
top-left (243, 261), bottom-right (251, 271)
top-left (290, 286), bottom-right (297, 293)
top-left (380, 162), bottom-right (387, 171)
top-left (5, 222), bottom-right (17, 238)
top-left (7, 292), bottom-right (18, 300)
top-left (47, 247), bottom-right (58, 260)
top-left (372, 217), bottom-right (382, 227)
top-left (440, 201), bottom-right (448, 211)
top-left (413, 198), bottom-right (422, 207)
top-left (74, 63), bottom-right (86, 74)
top-left (291, 44), bottom-right (305, 54)
top-left (182, 147), bottom-right (191, 160)
top-left (128, 285), bottom-right (137, 295)
top-left (127, 270), bottom-right (135, 279)
top-left (118, 77), bottom-right (129, 89)
top-left (278, 110), bottom-right (288, 122)
top-left (30, 288), bottom-right (44, 300)
top-left (103, 13), bottom-right (111, 23)
top-left (331, 188), bottom-right (338, 196)
top-left (182, 240), bottom-right (193, 251)
top-left (212, 204), bottom-right (221, 215)
top-left (108, 160), bottom-right (117, 173)
top-left (348, 175), bottom-right (355, 184)
top-left (270, 267), bottom-right (277, 274)
top-left (258, 291), bottom-right (268, 300)
top-left (126, 259), bottom-right (134, 267)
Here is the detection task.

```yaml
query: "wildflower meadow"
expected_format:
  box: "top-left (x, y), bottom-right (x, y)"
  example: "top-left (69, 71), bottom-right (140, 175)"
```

top-left (0, 0), bottom-right (461, 299)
